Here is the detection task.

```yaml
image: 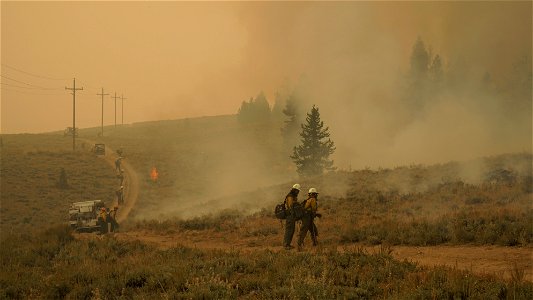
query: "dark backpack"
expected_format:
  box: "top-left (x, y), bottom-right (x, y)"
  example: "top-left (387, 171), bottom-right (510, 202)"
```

top-left (275, 194), bottom-right (305, 221)
top-left (274, 203), bottom-right (286, 219)
top-left (291, 202), bottom-right (305, 221)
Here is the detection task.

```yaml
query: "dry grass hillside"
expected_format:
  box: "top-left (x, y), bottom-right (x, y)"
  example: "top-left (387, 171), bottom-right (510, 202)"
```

top-left (1, 116), bottom-right (532, 299)
top-left (80, 116), bottom-right (293, 220)
top-left (0, 134), bottom-right (118, 232)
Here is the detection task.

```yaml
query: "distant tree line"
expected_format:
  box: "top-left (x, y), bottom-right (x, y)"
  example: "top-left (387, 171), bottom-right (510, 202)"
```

top-left (237, 88), bottom-right (336, 177)
top-left (235, 35), bottom-right (531, 177)
top-left (236, 92), bottom-right (271, 123)
top-left (403, 36), bottom-right (532, 119)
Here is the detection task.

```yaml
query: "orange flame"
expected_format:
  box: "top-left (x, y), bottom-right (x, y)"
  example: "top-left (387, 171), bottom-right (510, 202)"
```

top-left (150, 167), bottom-right (159, 182)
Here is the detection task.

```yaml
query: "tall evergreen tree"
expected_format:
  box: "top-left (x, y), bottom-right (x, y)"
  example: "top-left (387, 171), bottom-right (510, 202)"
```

top-left (410, 37), bottom-right (429, 80)
top-left (271, 92), bottom-right (285, 121)
top-left (404, 36), bottom-right (440, 113)
top-left (291, 105), bottom-right (335, 177)
top-left (237, 92), bottom-right (271, 123)
top-left (281, 93), bottom-right (300, 152)
top-left (429, 54), bottom-right (443, 83)
top-left (253, 91), bottom-right (271, 119)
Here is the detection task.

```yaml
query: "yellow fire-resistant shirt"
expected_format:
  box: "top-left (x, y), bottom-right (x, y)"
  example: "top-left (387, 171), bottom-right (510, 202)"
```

top-left (99, 211), bottom-right (107, 222)
top-left (285, 194), bottom-right (297, 209)
top-left (304, 197), bottom-right (318, 213)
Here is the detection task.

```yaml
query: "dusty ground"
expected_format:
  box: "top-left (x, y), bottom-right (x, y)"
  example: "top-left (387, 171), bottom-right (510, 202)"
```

top-left (77, 138), bottom-right (533, 283)
top-left (387, 244), bottom-right (533, 282)
top-left (101, 229), bottom-right (533, 283)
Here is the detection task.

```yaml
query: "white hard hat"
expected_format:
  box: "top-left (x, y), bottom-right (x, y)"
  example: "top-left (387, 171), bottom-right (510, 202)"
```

top-left (308, 187), bottom-right (318, 194)
top-left (292, 183), bottom-right (301, 191)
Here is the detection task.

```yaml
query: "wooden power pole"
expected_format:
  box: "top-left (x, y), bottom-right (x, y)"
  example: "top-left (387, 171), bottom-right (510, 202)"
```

top-left (120, 94), bottom-right (127, 126)
top-left (97, 88), bottom-right (109, 136)
top-left (65, 78), bottom-right (83, 151)
top-left (112, 92), bottom-right (120, 127)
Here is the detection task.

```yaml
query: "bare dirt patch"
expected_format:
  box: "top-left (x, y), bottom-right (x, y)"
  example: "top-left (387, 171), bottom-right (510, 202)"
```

top-left (110, 229), bottom-right (532, 282)
top-left (358, 244), bottom-right (533, 282)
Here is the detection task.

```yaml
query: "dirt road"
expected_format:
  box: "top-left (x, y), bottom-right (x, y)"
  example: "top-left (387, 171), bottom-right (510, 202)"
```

top-left (350, 244), bottom-right (533, 282)
top-left (82, 140), bottom-right (139, 222)
top-left (101, 148), bottom-right (139, 223)
top-left (114, 229), bottom-right (532, 282)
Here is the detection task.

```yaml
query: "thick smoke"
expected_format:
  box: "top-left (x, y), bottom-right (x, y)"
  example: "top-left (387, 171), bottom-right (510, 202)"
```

top-left (141, 2), bottom-right (531, 219)
top-left (3, 2), bottom-right (531, 220)
top-left (235, 1), bottom-right (532, 169)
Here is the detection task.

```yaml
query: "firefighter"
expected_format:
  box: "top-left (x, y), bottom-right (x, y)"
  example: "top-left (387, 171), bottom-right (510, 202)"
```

top-left (297, 188), bottom-right (320, 250)
top-left (108, 206), bottom-right (119, 232)
top-left (116, 186), bottom-right (124, 204)
top-left (115, 157), bottom-right (123, 172)
top-left (117, 170), bottom-right (124, 186)
top-left (283, 183), bottom-right (301, 250)
top-left (98, 207), bottom-right (108, 234)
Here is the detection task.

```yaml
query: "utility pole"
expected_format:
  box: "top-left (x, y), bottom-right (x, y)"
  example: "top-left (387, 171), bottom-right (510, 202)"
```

top-left (120, 94), bottom-right (127, 126)
top-left (97, 88), bottom-right (109, 136)
top-left (65, 78), bottom-right (83, 151)
top-left (112, 92), bottom-right (120, 127)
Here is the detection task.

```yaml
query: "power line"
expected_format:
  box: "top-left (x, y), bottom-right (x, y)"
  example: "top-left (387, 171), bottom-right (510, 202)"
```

top-left (1, 63), bottom-right (69, 80)
top-left (0, 75), bottom-right (63, 90)
top-left (1, 82), bottom-right (46, 89)
top-left (0, 87), bottom-right (65, 96)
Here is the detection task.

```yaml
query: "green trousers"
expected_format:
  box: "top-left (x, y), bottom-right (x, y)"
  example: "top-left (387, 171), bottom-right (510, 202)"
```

top-left (298, 214), bottom-right (317, 246)
top-left (284, 215), bottom-right (296, 247)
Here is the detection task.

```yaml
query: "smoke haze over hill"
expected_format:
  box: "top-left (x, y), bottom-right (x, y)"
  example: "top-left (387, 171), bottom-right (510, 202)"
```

top-left (2, 1), bottom-right (531, 168)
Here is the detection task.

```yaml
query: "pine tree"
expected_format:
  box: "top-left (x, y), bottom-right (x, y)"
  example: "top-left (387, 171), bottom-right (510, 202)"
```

top-left (237, 92), bottom-right (271, 123)
top-left (291, 105), bottom-right (335, 177)
top-left (280, 93), bottom-right (300, 153)
top-left (271, 92), bottom-right (285, 121)
top-left (410, 37), bottom-right (429, 80)
top-left (429, 54), bottom-right (443, 83)
top-left (404, 36), bottom-right (434, 113)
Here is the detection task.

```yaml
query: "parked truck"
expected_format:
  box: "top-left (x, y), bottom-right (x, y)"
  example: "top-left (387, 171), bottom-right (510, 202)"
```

top-left (69, 200), bottom-right (105, 232)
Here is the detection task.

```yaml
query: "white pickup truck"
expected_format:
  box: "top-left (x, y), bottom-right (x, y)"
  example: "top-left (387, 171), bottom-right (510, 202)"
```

top-left (69, 200), bottom-right (105, 232)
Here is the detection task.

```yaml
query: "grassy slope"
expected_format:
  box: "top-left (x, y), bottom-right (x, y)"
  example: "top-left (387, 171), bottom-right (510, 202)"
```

top-left (1, 116), bottom-right (532, 298)
top-left (83, 116), bottom-right (293, 220)
top-left (0, 134), bottom-right (118, 232)
top-left (1, 116), bottom-right (531, 244)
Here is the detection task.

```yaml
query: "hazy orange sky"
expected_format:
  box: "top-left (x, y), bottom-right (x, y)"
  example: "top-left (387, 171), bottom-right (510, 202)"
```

top-left (1, 1), bottom-right (531, 134)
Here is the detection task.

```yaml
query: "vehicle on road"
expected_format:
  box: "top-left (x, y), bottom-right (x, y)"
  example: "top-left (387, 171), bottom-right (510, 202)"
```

top-left (64, 127), bottom-right (78, 137)
top-left (93, 143), bottom-right (106, 155)
top-left (69, 200), bottom-right (105, 232)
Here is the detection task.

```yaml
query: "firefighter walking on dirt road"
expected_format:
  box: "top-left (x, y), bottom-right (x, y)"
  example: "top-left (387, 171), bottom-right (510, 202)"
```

top-left (116, 186), bottom-right (124, 204)
top-left (297, 188), bottom-right (321, 251)
top-left (115, 156), bottom-right (123, 172)
top-left (283, 183), bottom-right (301, 250)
